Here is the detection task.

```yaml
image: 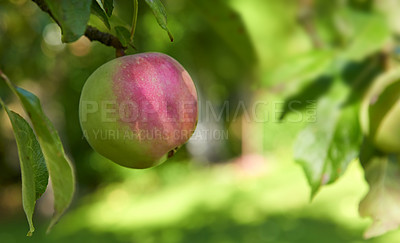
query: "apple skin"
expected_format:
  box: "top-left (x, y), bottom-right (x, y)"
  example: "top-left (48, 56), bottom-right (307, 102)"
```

top-left (79, 52), bottom-right (198, 168)
top-left (360, 70), bottom-right (400, 154)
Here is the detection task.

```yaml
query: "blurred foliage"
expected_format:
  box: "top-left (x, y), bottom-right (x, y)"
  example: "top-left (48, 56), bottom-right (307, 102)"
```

top-left (2, 0), bottom-right (400, 241)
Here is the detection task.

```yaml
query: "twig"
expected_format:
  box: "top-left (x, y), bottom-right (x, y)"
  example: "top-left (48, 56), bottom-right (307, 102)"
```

top-left (297, 0), bottom-right (323, 49)
top-left (84, 26), bottom-right (126, 57)
top-left (31, 0), bottom-right (126, 57)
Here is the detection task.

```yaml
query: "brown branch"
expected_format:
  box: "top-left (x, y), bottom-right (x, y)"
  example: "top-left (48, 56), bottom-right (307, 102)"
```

top-left (297, 0), bottom-right (324, 49)
top-left (84, 26), bottom-right (126, 57)
top-left (32, 0), bottom-right (126, 57)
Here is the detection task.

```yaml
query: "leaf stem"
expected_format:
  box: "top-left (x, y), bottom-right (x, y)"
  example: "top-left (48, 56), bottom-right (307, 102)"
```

top-left (0, 69), bottom-right (18, 97)
top-left (130, 0), bottom-right (139, 42)
top-left (0, 95), bottom-right (5, 108)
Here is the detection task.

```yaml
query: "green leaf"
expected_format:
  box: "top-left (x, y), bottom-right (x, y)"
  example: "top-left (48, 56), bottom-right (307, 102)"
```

top-left (294, 92), bottom-right (362, 198)
top-left (91, 0), bottom-right (111, 29)
top-left (264, 50), bottom-right (333, 91)
top-left (102, 0), bottom-right (113, 17)
top-left (349, 0), bottom-right (373, 11)
top-left (191, 0), bottom-right (257, 65)
top-left (277, 52), bottom-right (338, 120)
top-left (144, 0), bottom-right (173, 41)
top-left (45, 0), bottom-right (92, 42)
top-left (341, 54), bottom-right (384, 106)
top-left (11, 87), bottom-right (75, 232)
top-left (279, 75), bottom-right (334, 120)
top-left (108, 14), bottom-right (131, 30)
top-left (0, 102), bottom-right (48, 236)
top-left (344, 11), bottom-right (390, 61)
top-left (359, 154), bottom-right (400, 238)
top-left (114, 26), bottom-right (131, 47)
top-left (0, 71), bottom-right (75, 232)
top-left (359, 138), bottom-right (381, 168)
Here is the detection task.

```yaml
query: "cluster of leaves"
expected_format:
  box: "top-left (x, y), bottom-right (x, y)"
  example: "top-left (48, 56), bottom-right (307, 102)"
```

top-left (40, 0), bottom-right (173, 48)
top-left (0, 71), bottom-right (74, 236)
top-left (269, 0), bottom-right (400, 238)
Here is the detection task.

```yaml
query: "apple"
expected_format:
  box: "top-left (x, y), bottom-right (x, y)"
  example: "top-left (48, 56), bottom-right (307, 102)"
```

top-left (79, 52), bottom-right (198, 168)
top-left (360, 69), bottom-right (400, 154)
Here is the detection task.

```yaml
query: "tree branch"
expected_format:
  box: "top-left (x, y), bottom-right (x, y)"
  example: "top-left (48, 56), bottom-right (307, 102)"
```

top-left (84, 26), bottom-right (126, 57)
top-left (297, 0), bottom-right (324, 49)
top-left (32, 0), bottom-right (126, 57)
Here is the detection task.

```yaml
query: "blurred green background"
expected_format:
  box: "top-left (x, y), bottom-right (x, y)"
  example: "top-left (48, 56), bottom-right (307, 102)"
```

top-left (1, 0), bottom-right (400, 242)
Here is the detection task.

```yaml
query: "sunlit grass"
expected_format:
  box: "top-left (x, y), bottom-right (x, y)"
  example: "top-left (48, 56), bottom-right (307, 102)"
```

top-left (44, 156), bottom-right (400, 243)
top-left (3, 143), bottom-right (400, 242)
